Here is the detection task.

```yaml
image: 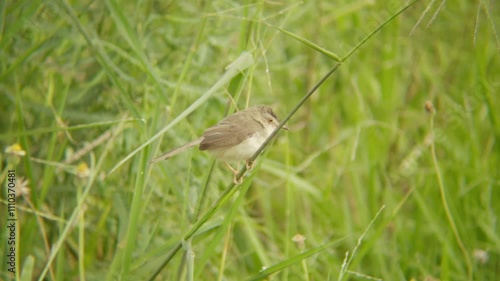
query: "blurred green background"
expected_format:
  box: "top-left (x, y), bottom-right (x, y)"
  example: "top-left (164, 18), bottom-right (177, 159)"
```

top-left (1, 0), bottom-right (499, 280)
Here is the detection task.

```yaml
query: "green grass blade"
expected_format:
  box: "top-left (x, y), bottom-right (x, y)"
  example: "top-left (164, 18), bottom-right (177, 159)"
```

top-left (247, 240), bottom-right (343, 281)
top-left (20, 256), bottom-right (35, 281)
top-left (275, 26), bottom-right (342, 62)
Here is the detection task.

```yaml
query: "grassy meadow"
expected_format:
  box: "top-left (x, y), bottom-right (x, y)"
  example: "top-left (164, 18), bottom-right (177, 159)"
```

top-left (1, 0), bottom-right (499, 280)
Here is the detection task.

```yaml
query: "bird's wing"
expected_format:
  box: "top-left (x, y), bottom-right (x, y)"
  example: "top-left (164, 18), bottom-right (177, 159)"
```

top-left (199, 112), bottom-right (261, 151)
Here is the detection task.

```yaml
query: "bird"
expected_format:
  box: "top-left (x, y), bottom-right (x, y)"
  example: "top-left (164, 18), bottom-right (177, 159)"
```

top-left (149, 105), bottom-right (287, 183)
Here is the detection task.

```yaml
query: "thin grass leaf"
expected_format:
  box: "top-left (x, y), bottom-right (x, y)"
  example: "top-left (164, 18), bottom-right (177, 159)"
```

top-left (185, 239), bottom-right (195, 281)
top-left (20, 256), bottom-right (35, 281)
top-left (338, 205), bottom-right (385, 281)
top-left (0, 118), bottom-right (142, 139)
top-left (120, 147), bottom-right (150, 275)
top-left (275, 26), bottom-right (342, 62)
top-left (479, 0), bottom-right (500, 50)
top-left (247, 240), bottom-right (343, 281)
top-left (429, 108), bottom-right (473, 280)
top-left (261, 160), bottom-right (321, 198)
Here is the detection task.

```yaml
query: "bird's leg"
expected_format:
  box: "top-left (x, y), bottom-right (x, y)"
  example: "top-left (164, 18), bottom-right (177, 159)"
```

top-left (224, 162), bottom-right (238, 174)
top-left (224, 162), bottom-right (242, 184)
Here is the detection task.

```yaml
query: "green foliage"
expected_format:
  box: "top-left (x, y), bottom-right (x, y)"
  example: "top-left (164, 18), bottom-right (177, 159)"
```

top-left (1, 0), bottom-right (499, 280)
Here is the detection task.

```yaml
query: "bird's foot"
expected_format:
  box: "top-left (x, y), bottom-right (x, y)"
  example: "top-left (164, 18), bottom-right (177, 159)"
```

top-left (246, 160), bottom-right (255, 171)
top-left (232, 174), bottom-right (243, 185)
top-left (224, 162), bottom-right (243, 185)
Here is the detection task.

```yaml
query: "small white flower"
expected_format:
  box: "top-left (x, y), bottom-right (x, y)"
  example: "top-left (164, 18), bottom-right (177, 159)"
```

top-left (473, 249), bottom-right (488, 264)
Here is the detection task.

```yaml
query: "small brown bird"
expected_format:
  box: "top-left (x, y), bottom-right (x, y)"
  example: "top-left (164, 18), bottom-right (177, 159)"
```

top-left (150, 105), bottom-right (287, 183)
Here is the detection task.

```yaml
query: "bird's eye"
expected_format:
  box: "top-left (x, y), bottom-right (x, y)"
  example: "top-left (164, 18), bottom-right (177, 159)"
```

top-left (268, 119), bottom-right (273, 123)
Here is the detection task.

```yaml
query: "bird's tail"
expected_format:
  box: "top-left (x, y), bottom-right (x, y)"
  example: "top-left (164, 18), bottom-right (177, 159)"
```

top-left (149, 137), bottom-right (203, 164)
